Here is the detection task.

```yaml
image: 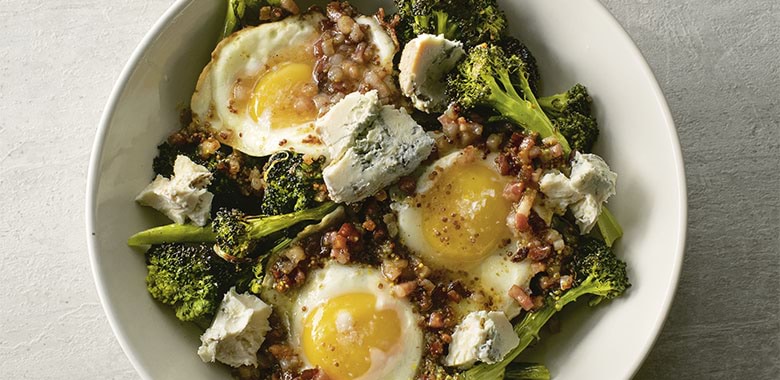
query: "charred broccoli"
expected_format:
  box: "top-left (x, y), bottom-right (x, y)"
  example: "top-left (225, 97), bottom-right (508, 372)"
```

top-left (538, 84), bottom-right (599, 153)
top-left (144, 243), bottom-right (247, 322)
top-left (447, 43), bottom-right (572, 154)
top-left (462, 237), bottom-right (630, 379)
top-left (260, 151), bottom-right (326, 216)
top-left (394, 0), bottom-right (507, 47)
top-left (498, 36), bottom-right (541, 97)
top-left (127, 202), bottom-right (338, 259)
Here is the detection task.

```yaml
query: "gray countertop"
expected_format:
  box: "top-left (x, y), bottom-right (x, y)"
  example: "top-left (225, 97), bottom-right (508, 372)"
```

top-left (0, 0), bottom-right (777, 379)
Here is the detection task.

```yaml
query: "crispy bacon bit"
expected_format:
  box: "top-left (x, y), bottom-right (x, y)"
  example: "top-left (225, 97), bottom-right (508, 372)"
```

top-left (362, 219), bottom-right (376, 232)
top-left (515, 213), bottom-right (529, 232)
top-left (338, 223), bottom-right (360, 243)
top-left (428, 312), bottom-right (445, 329)
top-left (502, 182), bottom-right (525, 202)
top-left (445, 281), bottom-right (470, 302)
top-left (513, 189), bottom-right (537, 232)
top-left (428, 339), bottom-right (445, 356)
top-left (511, 246), bottom-right (529, 262)
top-left (509, 285), bottom-right (535, 311)
top-left (381, 258), bottom-right (408, 282)
top-left (528, 244), bottom-right (551, 261)
top-left (391, 281), bottom-right (417, 298)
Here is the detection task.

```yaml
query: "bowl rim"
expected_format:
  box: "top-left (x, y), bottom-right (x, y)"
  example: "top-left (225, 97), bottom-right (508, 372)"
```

top-left (586, 1), bottom-right (687, 377)
top-left (85, 0), bottom-right (687, 379)
top-left (86, 1), bottom-right (197, 378)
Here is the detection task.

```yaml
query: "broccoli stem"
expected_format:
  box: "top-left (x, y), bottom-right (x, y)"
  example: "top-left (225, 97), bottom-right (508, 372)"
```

top-left (504, 362), bottom-right (551, 380)
top-left (484, 68), bottom-right (572, 154)
top-left (128, 202), bottom-right (337, 247)
top-left (128, 223), bottom-right (217, 246)
top-left (220, 0), bottom-right (243, 40)
top-left (245, 202), bottom-right (338, 240)
top-left (597, 207), bottom-right (623, 247)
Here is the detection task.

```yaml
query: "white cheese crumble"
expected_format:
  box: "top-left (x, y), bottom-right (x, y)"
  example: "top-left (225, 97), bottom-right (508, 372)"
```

top-left (539, 152), bottom-right (617, 233)
top-left (443, 311), bottom-right (520, 368)
top-left (135, 155), bottom-right (214, 226)
top-left (399, 34), bottom-right (465, 113)
top-left (317, 90), bottom-right (435, 204)
top-left (198, 288), bottom-right (273, 368)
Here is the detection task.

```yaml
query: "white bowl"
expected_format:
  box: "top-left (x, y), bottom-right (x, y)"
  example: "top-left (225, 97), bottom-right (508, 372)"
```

top-left (86, 0), bottom-right (686, 379)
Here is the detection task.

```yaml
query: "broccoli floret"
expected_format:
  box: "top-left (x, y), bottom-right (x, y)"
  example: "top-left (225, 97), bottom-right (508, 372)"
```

top-left (538, 84), bottom-right (599, 153)
top-left (145, 243), bottom-right (246, 322)
top-left (127, 202), bottom-right (338, 255)
top-left (447, 43), bottom-right (572, 154)
top-left (549, 111), bottom-right (599, 154)
top-left (394, 0), bottom-right (506, 48)
top-left (498, 36), bottom-right (541, 97)
top-left (260, 151), bottom-right (326, 216)
top-left (461, 237), bottom-right (629, 379)
top-left (538, 83), bottom-right (592, 116)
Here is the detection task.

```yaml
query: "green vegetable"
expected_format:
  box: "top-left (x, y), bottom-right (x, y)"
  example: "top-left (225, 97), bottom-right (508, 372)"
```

top-left (394, 0), bottom-right (507, 47)
top-left (144, 243), bottom-right (247, 322)
top-left (498, 36), bottom-right (541, 97)
top-left (127, 201), bottom-right (338, 254)
top-left (503, 362), bottom-right (551, 380)
top-left (221, 0), bottom-right (283, 40)
top-left (538, 84), bottom-right (599, 153)
top-left (462, 237), bottom-right (630, 379)
top-left (596, 207), bottom-right (623, 247)
top-left (260, 151), bottom-right (326, 216)
top-left (447, 43), bottom-right (572, 154)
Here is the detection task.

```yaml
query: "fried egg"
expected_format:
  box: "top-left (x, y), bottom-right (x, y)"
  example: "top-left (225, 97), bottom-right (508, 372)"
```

top-left (289, 264), bottom-right (423, 380)
top-left (191, 13), bottom-right (326, 157)
top-left (190, 13), bottom-right (398, 158)
top-left (395, 147), bottom-right (535, 318)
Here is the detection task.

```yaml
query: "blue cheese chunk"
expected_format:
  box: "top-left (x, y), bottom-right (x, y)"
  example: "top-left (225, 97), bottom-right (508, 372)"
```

top-left (198, 288), bottom-right (272, 368)
top-left (539, 152), bottom-right (617, 233)
top-left (317, 90), bottom-right (382, 161)
top-left (135, 155), bottom-right (214, 226)
top-left (443, 311), bottom-right (520, 368)
top-left (399, 34), bottom-right (465, 113)
top-left (318, 91), bottom-right (434, 204)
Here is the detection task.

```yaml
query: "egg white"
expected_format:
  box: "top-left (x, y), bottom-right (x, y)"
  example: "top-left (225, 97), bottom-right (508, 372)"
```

top-left (289, 264), bottom-right (423, 380)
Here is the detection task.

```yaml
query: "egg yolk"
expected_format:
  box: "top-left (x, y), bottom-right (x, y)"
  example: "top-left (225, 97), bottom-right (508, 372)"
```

top-left (419, 160), bottom-right (512, 266)
top-left (249, 62), bottom-right (317, 128)
top-left (302, 293), bottom-right (401, 380)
